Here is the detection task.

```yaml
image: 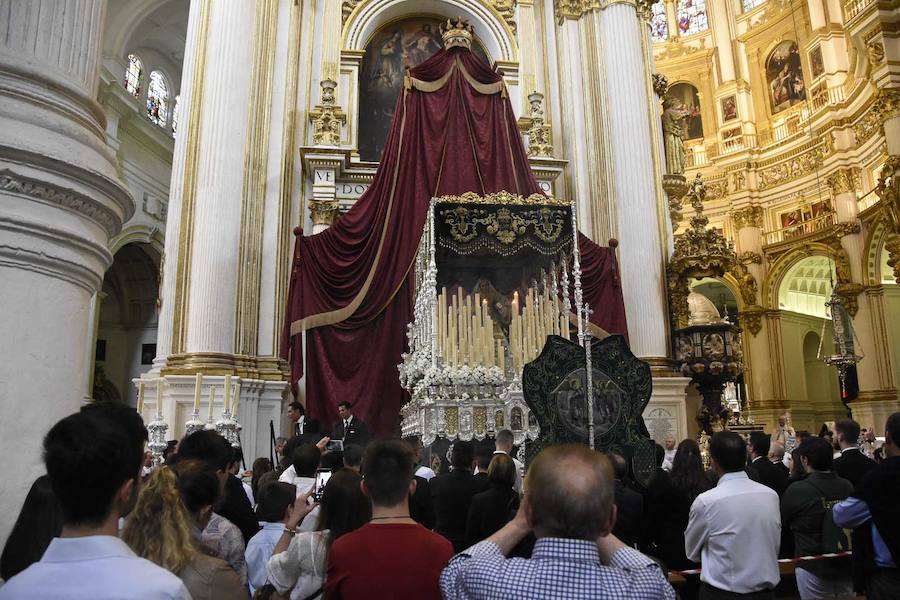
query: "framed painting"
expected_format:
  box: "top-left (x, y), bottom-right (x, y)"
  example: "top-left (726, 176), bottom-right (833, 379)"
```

top-left (668, 82), bottom-right (704, 140)
top-left (809, 45), bottom-right (825, 80)
top-left (720, 94), bottom-right (738, 122)
top-left (766, 40), bottom-right (807, 114)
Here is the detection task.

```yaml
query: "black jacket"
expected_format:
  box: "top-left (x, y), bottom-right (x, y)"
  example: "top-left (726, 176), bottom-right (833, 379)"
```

top-left (409, 475), bottom-right (435, 529)
top-left (782, 471), bottom-right (853, 577)
top-left (832, 448), bottom-right (876, 491)
top-left (332, 417), bottom-right (369, 447)
top-left (641, 468), bottom-right (688, 569)
top-left (431, 469), bottom-right (490, 552)
top-left (612, 480), bottom-right (644, 548)
top-left (292, 417), bottom-right (321, 440)
top-left (465, 483), bottom-right (520, 548)
top-left (219, 474), bottom-right (260, 545)
top-left (750, 456), bottom-right (789, 496)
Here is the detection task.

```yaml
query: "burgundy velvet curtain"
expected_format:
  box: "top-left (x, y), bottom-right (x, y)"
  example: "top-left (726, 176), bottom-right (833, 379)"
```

top-left (283, 48), bottom-right (627, 437)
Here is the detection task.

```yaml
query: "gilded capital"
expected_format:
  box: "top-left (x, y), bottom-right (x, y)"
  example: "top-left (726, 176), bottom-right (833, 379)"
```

top-left (826, 167), bottom-right (860, 196)
top-left (309, 199), bottom-right (339, 227)
top-left (731, 205), bottom-right (763, 230)
top-left (525, 91), bottom-right (554, 158)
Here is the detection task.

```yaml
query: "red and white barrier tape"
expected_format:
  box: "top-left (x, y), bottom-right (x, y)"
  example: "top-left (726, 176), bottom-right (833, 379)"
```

top-left (670, 551), bottom-right (852, 577)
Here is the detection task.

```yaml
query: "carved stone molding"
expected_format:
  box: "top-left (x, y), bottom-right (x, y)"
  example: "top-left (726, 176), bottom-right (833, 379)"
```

top-left (0, 170), bottom-right (121, 236)
top-left (757, 142), bottom-right (831, 191)
top-left (491, 0), bottom-right (518, 34)
top-left (738, 250), bottom-right (762, 265)
top-left (341, 1), bottom-right (361, 24)
top-left (739, 307), bottom-right (764, 336)
top-left (309, 79), bottom-right (346, 147)
top-left (554, 0), bottom-right (656, 21)
top-left (731, 205), bottom-right (764, 230)
top-left (826, 167), bottom-right (861, 196)
top-left (853, 89), bottom-right (900, 145)
top-left (524, 92), bottom-right (554, 158)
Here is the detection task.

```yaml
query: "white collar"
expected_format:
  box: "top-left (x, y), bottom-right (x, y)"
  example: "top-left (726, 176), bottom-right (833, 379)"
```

top-left (41, 536), bottom-right (135, 563)
top-left (841, 447), bottom-right (860, 454)
top-left (718, 471), bottom-right (749, 485)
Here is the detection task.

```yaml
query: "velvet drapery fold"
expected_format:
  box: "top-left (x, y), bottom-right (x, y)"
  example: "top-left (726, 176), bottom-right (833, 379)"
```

top-left (282, 48), bottom-right (628, 437)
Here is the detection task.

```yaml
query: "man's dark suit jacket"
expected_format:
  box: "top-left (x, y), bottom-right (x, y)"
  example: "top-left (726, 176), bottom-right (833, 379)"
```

top-left (293, 417), bottom-right (321, 438)
top-left (749, 456), bottom-right (789, 496)
top-left (464, 483), bottom-right (519, 548)
top-left (332, 417), bottom-right (369, 447)
top-left (832, 448), bottom-right (876, 491)
top-left (409, 475), bottom-right (435, 530)
top-left (430, 469), bottom-right (490, 552)
top-left (612, 479), bottom-right (644, 548)
top-left (776, 460), bottom-right (790, 481)
top-left (220, 474), bottom-right (260, 545)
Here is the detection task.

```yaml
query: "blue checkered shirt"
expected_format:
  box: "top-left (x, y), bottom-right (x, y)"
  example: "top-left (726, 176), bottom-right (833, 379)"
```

top-left (440, 537), bottom-right (675, 600)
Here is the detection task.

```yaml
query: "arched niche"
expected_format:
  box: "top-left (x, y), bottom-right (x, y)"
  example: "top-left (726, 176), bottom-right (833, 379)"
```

top-left (342, 0), bottom-right (518, 63)
top-left (690, 276), bottom-right (741, 314)
top-left (863, 218), bottom-right (898, 286)
top-left (763, 244), bottom-right (838, 313)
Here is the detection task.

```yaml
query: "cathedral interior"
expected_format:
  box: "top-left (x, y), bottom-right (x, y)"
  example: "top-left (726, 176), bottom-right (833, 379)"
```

top-left (0, 0), bottom-right (898, 540)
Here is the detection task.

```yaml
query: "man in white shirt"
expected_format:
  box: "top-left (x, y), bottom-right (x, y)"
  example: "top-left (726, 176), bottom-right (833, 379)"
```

top-left (278, 442), bottom-right (321, 531)
top-left (685, 431), bottom-right (781, 599)
top-left (495, 429), bottom-right (524, 493)
top-left (0, 403), bottom-right (190, 600)
top-left (772, 414), bottom-right (796, 448)
top-left (661, 435), bottom-right (677, 471)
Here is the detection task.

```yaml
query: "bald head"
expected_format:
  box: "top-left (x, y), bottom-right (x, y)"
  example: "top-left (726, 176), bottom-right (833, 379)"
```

top-left (769, 441), bottom-right (785, 461)
top-left (524, 445), bottom-right (615, 541)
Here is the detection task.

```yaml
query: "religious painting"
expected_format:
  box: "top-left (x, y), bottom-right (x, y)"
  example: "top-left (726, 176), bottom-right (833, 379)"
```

top-left (766, 41), bottom-right (807, 114)
top-left (720, 95), bottom-right (738, 122)
top-left (780, 208), bottom-right (801, 230)
top-left (809, 45), bottom-right (825, 80)
top-left (722, 126), bottom-right (741, 140)
top-left (551, 368), bottom-right (624, 440)
top-left (358, 17), bottom-right (490, 162)
top-left (667, 82), bottom-right (704, 140)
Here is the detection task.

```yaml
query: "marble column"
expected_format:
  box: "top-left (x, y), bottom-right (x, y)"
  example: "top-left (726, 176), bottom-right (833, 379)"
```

top-left (827, 167), bottom-right (898, 429)
top-left (0, 0), bottom-right (132, 538)
top-left (150, 0), bottom-right (287, 459)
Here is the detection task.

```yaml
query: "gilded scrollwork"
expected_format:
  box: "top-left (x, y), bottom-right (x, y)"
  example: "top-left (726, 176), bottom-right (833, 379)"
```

top-left (826, 167), bottom-right (861, 196)
top-left (731, 205), bottom-right (764, 230)
top-left (309, 79), bottom-right (346, 147)
top-left (875, 155), bottom-right (900, 284)
top-left (434, 190), bottom-right (569, 206)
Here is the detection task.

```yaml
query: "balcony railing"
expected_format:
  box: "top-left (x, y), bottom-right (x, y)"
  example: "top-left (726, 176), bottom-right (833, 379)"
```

top-left (685, 143), bottom-right (709, 168)
top-left (763, 211), bottom-right (836, 245)
top-left (844, 0), bottom-right (874, 20)
top-left (857, 188), bottom-right (881, 213)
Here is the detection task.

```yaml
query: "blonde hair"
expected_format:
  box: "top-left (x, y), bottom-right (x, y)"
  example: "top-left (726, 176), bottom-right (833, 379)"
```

top-left (122, 467), bottom-right (196, 575)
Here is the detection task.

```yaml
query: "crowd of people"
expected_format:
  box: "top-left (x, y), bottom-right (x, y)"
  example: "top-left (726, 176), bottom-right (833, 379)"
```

top-left (0, 398), bottom-right (897, 600)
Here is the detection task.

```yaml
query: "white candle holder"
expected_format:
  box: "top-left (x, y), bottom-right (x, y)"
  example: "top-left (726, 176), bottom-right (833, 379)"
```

top-left (147, 414), bottom-right (170, 468)
top-left (185, 408), bottom-right (205, 436)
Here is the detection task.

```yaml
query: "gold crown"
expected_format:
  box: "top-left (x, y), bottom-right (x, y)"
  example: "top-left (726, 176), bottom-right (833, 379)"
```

top-left (441, 17), bottom-right (474, 50)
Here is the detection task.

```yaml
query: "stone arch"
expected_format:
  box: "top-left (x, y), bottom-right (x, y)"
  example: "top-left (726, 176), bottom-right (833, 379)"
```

top-left (110, 224), bottom-right (165, 260)
top-left (342, 0), bottom-right (518, 62)
top-left (763, 243), bottom-right (839, 311)
top-left (863, 216), bottom-right (891, 285)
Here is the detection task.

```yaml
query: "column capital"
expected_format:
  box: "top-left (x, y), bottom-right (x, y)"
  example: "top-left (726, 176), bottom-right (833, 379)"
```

top-left (554, 0), bottom-right (653, 21)
top-left (730, 205), bottom-right (764, 230)
top-left (825, 166), bottom-right (861, 196)
top-left (309, 199), bottom-right (340, 227)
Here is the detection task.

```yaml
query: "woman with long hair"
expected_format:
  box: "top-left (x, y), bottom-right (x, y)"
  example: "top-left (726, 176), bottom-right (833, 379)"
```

top-left (251, 457), bottom-right (274, 502)
top-left (0, 475), bottom-right (63, 581)
top-left (122, 463), bottom-right (247, 600)
top-left (670, 439), bottom-right (714, 504)
top-left (267, 469), bottom-right (370, 600)
top-left (659, 439), bottom-right (714, 573)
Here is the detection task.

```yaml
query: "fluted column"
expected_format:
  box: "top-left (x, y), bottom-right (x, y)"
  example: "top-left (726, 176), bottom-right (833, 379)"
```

top-left (151, 0), bottom-right (287, 459)
top-left (0, 0), bottom-right (131, 539)
top-left (600, 3), bottom-right (670, 360)
top-left (827, 168), bottom-right (898, 425)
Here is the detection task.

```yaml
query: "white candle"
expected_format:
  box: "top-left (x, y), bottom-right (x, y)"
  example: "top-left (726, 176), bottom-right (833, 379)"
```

top-left (232, 383), bottom-right (240, 420)
top-left (207, 387), bottom-right (215, 420)
top-left (137, 381), bottom-right (145, 415)
top-left (193, 373), bottom-right (202, 411)
top-left (224, 375), bottom-right (232, 413)
top-left (155, 379), bottom-right (162, 418)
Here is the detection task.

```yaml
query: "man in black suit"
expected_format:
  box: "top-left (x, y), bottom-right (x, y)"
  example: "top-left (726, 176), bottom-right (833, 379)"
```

top-left (833, 418), bottom-right (876, 491)
top-left (430, 441), bottom-right (490, 552)
top-left (332, 401), bottom-right (369, 447)
top-left (608, 453), bottom-right (643, 547)
top-left (287, 401), bottom-right (321, 444)
top-left (769, 441), bottom-right (791, 481)
top-left (748, 431), bottom-right (789, 497)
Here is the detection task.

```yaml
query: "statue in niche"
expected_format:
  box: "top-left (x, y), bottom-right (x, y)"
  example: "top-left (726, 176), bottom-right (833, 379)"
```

top-left (662, 95), bottom-right (691, 175)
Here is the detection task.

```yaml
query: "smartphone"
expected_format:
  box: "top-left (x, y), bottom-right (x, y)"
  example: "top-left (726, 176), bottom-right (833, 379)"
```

top-left (313, 469), bottom-right (332, 503)
top-left (325, 439), bottom-right (344, 452)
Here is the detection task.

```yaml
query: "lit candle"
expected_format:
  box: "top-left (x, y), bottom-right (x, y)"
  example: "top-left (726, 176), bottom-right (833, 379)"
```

top-left (137, 381), bottom-right (145, 415)
top-left (207, 387), bottom-right (215, 420)
top-left (224, 375), bottom-right (232, 414)
top-left (193, 373), bottom-right (202, 412)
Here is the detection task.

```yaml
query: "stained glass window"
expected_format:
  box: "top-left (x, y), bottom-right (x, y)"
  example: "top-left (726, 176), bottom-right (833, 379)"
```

top-left (124, 54), bottom-right (143, 98)
top-left (146, 71), bottom-right (169, 128)
top-left (676, 0), bottom-right (708, 35)
top-left (743, 0), bottom-right (766, 11)
top-left (171, 94), bottom-right (180, 135)
top-left (651, 2), bottom-right (668, 42)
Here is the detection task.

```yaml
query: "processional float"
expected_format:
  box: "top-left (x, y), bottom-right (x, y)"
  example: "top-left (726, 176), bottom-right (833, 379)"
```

top-left (398, 190), bottom-right (599, 449)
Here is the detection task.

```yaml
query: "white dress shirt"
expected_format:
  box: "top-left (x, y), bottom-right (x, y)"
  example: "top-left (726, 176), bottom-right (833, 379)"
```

top-left (415, 465), bottom-right (436, 480)
top-left (246, 522), bottom-right (286, 594)
top-left (0, 535), bottom-right (190, 599)
top-left (662, 449), bottom-right (676, 471)
top-left (684, 471), bottom-right (781, 593)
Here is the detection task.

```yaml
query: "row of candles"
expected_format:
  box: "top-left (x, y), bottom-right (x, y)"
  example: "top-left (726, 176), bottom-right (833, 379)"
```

top-left (135, 373), bottom-right (240, 421)
top-left (437, 287), bottom-right (504, 368)
top-left (435, 280), bottom-right (572, 371)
